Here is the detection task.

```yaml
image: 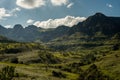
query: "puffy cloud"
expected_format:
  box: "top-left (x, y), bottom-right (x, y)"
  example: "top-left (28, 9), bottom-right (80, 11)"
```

top-left (0, 8), bottom-right (11, 20)
top-left (27, 19), bottom-right (34, 24)
top-left (16, 0), bottom-right (46, 9)
top-left (16, 0), bottom-right (74, 8)
top-left (106, 3), bottom-right (113, 8)
top-left (34, 16), bottom-right (86, 28)
top-left (51, 0), bottom-right (69, 6)
top-left (67, 3), bottom-right (74, 8)
top-left (0, 7), bottom-right (21, 21)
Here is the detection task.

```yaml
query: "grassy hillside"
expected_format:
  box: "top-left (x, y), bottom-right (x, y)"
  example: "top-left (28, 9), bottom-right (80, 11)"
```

top-left (0, 36), bottom-right (120, 80)
top-left (0, 13), bottom-right (120, 80)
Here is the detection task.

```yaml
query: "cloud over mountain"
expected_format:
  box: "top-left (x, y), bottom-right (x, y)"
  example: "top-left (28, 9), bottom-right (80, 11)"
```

top-left (16, 0), bottom-right (46, 9)
top-left (34, 16), bottom-right (86, 28)
top-left (4, 25), bottom-right (12, 28)
top-left (27, 19), bottom-right (34, 24)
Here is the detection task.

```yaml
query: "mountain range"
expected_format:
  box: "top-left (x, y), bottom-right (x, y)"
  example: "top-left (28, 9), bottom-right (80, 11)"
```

top-left (0, 13), bottom-right (120, 42)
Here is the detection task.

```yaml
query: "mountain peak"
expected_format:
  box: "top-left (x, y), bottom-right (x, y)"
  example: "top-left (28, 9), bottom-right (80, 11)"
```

top-left (93, 13), bottom-right (106, 18)
top-left (13, 24), bottom-right (23, 29)
top-left (25, 25), bottom-right (39, 30)
top-left (85, 13), bottom-right (107, 23)
top-left (83, 13), bottom-right (107, 26)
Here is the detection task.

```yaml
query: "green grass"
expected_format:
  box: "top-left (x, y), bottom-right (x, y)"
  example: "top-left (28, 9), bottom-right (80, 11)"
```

top-left (0, 39), bottom-right (120, 80)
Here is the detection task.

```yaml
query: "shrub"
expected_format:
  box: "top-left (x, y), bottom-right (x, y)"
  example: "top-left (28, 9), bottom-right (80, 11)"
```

top-left (9, 57), bottom-right (18, 63)
top-left (112, 44), bottom-right (119, 51)
top-left (79, 64), bottom-right (112, 80)
top-left (38, 50), bottom-right (61, 64)
top-left (5, 48), bottom-right (22, 54)
top-left (62, 62), bottom-right (83, 73)
top-left (52, 71), bottom-right (66, 78)
top-left (80, 53), bottom-right (96, 65)
top-left (0, 66), bottom-right (16, 80)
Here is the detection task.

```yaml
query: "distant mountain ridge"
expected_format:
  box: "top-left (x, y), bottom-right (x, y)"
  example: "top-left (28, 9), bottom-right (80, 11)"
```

top-left (68, 13), bottom-right (120, 36)
top-left (0, 13), bottom-right (120, 42)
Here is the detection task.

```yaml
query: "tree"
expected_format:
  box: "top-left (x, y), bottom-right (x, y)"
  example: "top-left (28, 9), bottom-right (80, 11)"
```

top-left (81, 53), bottom-right (96, 65)
top-left (79, 64), bottom-right (111, 80)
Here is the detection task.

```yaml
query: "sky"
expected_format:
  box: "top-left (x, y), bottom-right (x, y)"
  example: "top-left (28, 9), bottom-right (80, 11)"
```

top-left (0, 0), bottom-right (120, 28)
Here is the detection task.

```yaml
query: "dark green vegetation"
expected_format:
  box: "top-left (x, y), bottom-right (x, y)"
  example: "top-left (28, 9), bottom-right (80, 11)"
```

top-left (0, 13), bottom-right (120, 80)
top-left (0, 66), bottom-right (16, 80)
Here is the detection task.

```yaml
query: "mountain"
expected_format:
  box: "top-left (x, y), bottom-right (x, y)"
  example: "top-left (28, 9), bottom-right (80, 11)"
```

top-left (0, 13), bottom-right (120, 80)
top-left (0, 25), bottom-right (7, 35)
top-left (39, 25), bottom-right (70, 42)
top-left (5, 25), bottom-right (41, 42)
top-left (49, 13), bottom-right (120, 51)
top-left (0, 13), bottom-right (120, 42)
top-left (0, 35), bottom-right (15, 43)
top-left (0, 24), bottom-right (70, 42)
top-left (68, 13), bottom-right (120, 36)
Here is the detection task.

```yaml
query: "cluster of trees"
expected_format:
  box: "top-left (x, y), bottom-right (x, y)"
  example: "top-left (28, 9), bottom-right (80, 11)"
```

top-left (0, 43), bottom-right (43, 54)
top-left (38, 50), bottom-right (61, 64)
top-left (51, 63), bottom-right (112, 80)
top-left (79, 64), bottom-right (111, 80)
top-left (80, 53), bottom-right (96, 65)
top-left (61, 62), bottom-right (83, 74)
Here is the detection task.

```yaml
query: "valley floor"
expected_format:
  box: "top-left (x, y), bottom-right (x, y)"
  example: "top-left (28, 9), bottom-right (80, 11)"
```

top-left (0, 42), bottom-right (120, 80)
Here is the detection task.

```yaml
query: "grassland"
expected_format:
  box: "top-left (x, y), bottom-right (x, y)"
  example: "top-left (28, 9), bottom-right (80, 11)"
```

top-left (0, 38), bottom-right (120, 80)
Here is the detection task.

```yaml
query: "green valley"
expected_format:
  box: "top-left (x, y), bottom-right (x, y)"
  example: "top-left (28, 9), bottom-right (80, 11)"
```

top-left (0, 13), bottom-right (120, 80)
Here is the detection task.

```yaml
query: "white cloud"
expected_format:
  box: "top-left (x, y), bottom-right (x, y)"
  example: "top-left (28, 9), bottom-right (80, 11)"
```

top-left (67, 3), bottom-right (74, 8)
top-left (10, 7), bottom-right (21, 17)
top-left (27, 19), bottom-right (34, 24)
top-left (16, 0), bottom-right (46, 9)
top-left (16, 0), bottom-right (74, 8)
top-left (0, 8), bottom-right (11, 20)
top-left (4, 25), bottom-right (12, 28)
top-left (34, 16), bottom-right (86, 28)
top-left (0, 7), bottom-right (21, 21)
top-left (106, 3), bottom-right (113, 8)
top-left (51, 0), bottom-right (69, 6)
top-left (13, 7), bottom-right (21, 12)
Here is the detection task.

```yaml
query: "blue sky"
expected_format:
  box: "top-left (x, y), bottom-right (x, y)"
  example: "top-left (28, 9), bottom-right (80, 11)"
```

top-left (0, 0), bottom-right (120, 28)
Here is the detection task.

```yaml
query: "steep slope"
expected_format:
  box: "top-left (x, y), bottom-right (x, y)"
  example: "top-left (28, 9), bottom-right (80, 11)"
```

top-left (68, 13), bottom-right (120, 36)
top-left (0, 25), bottom-right (7, 35)
top-left (0, 24), bottom-right (70, 42)
top-left (40, 25), bottom-right (70, 42)
top-left (49, 13), bottom-right (120, 51)
top-left (0, 35), bottom-right (15, 43)
top-left (6, 25), bottom-right (42, 42)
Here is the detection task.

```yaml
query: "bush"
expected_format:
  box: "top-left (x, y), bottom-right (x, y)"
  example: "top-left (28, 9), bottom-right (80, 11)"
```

top-left (52, 71), bottom-right (66, 78)
top-left (5, 48), bottom-right (22, 54)
top-left (38, 50), bottom-right (61, 64)
top-left (79, 64), bottom-right (112, 80)
top-left (9, 57), bottom-right (18, 63)
top-left (112, 44), bottom-right (119, 51)
top-left (0, 66), bottom-right (16, 80)
top-left (62, 62), bottom-right (83, 73)
top-left (80, 53), bottom-right (96, 65)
